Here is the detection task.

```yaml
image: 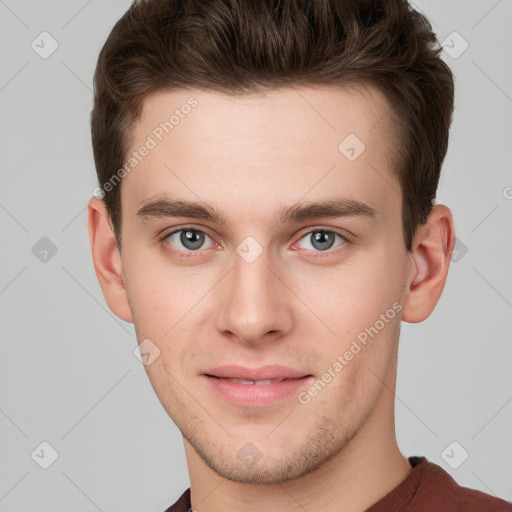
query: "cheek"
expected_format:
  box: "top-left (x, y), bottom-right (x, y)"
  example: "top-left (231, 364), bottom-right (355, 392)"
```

top-left (294, 249), bottom-right (406, 338)
top-left (123, 254), bottom-right (210, 374)
top-left (123, 247), bottom-right (193, 334)
top-left (313, 313), bottom-right (401, 425)
top-left (294, 247), bottom-right (405, 404)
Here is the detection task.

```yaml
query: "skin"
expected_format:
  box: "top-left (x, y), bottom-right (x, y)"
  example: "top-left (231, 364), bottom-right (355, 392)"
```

top-left (88, 84), bottom-right (455, 512)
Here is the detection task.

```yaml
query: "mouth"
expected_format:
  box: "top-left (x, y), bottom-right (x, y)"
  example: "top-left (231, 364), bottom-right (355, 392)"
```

top-left (202, 365), bottom-right (314, 407)
top-left (208, 376), bottom-right (291, 385)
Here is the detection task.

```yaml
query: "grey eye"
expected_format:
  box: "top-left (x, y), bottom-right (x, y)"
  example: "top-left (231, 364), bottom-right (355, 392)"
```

top-left (298, 231), bottom-right (344, 252)
top-left (166, 229), bottom-right (213, 251)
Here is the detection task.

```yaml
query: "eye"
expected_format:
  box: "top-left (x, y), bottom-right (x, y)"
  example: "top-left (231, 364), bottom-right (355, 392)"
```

top-left (294, 229), bottom-right (347, 253)
top-left (164, 228), bottom-right (214, 252)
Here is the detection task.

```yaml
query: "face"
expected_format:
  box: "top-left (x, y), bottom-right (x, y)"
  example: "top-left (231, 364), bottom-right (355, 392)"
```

top-left (117, 85), bottom-right (411, 483)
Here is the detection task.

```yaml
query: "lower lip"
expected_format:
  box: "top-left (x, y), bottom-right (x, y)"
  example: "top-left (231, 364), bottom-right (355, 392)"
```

top-left (202, 375), bottom-right (314, 407)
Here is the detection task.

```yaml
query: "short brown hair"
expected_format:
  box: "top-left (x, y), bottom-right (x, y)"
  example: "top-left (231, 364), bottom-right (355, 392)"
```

top-left (91, 0), bottom-right (454, 251)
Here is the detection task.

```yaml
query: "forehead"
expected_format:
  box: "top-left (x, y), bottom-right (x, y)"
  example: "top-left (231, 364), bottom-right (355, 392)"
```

top-left (134, 83), bottom-right (392, 155)
top-left (121, 84), bottom-right (399, 224)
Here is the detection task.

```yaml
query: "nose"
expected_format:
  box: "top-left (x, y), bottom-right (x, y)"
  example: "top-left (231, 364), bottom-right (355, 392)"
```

top-left (214, 244), bottom-right (294, 346)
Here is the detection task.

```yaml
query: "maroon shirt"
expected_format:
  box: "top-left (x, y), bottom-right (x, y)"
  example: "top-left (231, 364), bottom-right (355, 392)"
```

top-left (163, 456), bottom-right (512, 511)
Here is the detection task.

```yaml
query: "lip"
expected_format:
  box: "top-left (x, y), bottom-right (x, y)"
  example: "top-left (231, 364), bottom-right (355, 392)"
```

top-left (202, 365), bottom-right (314, 407)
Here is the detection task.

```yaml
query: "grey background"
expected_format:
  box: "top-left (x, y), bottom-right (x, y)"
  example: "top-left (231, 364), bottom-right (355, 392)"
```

top-left (0, 0), bottom-right (511, 510)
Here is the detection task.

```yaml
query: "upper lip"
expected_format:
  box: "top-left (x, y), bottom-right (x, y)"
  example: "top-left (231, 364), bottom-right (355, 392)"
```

top-left (204, 365), bottom-right (311, 381)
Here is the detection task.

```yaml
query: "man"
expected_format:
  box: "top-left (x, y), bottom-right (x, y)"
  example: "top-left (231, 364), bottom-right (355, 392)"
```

top-left (87, 0), bottom-right (512, 510)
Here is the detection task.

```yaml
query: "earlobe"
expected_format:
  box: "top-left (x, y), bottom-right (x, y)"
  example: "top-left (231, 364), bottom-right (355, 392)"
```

top-left (401, 205), bottom-right (455, 323)
top-left (87, 197), bottom-right (133, 323)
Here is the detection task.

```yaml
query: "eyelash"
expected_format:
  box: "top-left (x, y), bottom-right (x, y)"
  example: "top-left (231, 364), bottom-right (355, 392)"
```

top-left (159, 226), bottom-right (350, 260)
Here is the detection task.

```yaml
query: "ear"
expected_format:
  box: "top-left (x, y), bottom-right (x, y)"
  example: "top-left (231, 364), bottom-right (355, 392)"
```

top-left (87, 197), bottom-right (133, 323)
top-left (401, 204), bottom-right (455, 323)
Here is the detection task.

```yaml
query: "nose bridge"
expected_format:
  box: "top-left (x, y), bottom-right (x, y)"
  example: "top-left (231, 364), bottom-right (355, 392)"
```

top-left (215, 238), bottom-right (292, 342)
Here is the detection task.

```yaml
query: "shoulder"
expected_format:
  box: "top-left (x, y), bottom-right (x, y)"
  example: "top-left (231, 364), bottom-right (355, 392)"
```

top-left (162, 488), bottom-right (191, 512)
top-left (413, 457), bottom-right (512, 511)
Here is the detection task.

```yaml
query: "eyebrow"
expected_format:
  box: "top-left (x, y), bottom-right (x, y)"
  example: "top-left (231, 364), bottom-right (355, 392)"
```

top-left (135, 195), bottom-right (377, 226)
